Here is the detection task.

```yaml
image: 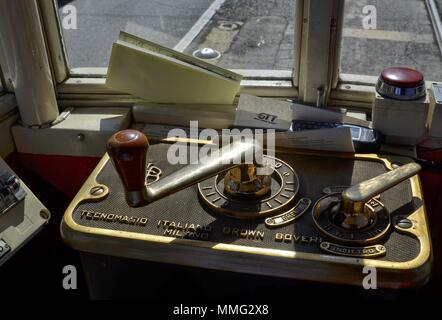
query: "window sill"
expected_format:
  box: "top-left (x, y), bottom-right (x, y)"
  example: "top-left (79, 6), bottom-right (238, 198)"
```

top-left (57, 77), bottom-right (298, 107)
top-left (69, 67), bottom-right (294, 81)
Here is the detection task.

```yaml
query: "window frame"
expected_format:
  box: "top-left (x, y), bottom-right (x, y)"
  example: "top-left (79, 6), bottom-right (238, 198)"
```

top-left (40, 0), bottom-right (303, 100)
top-left (294, 0), bottom-right (345, 105)
top-left (327, 0), bottom-right (390, 111)
top-left (0, 34), bottom-right (11, 93)
top-left (0, 66), bottom-right (4, 93)
top-left (0, 53), bottom-right (4, 93)
top-left (38, 0), bottom-right (69, 84)
top-left (331, 0), bottom-right (442, 109)
top-left (39, 0), bottom-right (377, 109)
top-left (3, 0), bottom-right (438, 124)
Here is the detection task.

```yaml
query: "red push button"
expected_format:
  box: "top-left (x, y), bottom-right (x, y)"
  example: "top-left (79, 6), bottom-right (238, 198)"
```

top-left (380, 67), bottom-right (424, 88)
top-left (376, 67), bottom-right (426, 100)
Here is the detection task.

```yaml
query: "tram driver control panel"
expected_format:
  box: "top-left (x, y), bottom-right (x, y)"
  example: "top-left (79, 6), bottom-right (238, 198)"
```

top-left (62, 130), bottom-right (432, 289)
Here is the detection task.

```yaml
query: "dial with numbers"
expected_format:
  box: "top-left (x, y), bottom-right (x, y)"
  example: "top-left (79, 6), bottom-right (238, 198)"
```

top-left (312, 193), bottom-right (391, 245)
top-left (198, 156), bottom-right (299, 219)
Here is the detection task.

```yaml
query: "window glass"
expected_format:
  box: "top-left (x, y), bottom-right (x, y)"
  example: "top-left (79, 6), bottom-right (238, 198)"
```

top-left (58, 0), bottom-right (296, 71)
top-left (341, 0), bottom-right (442, 81)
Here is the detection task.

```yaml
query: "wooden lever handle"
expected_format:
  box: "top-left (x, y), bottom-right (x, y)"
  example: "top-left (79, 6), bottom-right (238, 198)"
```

top-left (106, 129), bottom-right (149, 206)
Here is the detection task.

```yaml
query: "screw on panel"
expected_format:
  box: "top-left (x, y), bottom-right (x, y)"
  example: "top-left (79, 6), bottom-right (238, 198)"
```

top-left (396, 218), bottom-right (413, 229)
top-left (40, 209), bottom-right (51, 220)
top-left (90, 186), bottom-right (105, 196)
top-left (77, 133), bottom-right (85, 141)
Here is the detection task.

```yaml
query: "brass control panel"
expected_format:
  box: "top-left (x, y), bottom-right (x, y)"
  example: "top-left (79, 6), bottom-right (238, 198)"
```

top-left (61, 130), bottom-right (432, 289)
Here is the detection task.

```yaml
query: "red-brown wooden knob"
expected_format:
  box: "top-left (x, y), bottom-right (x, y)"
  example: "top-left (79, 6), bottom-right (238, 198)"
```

top-left (107, 129), bottom-right (149, 207)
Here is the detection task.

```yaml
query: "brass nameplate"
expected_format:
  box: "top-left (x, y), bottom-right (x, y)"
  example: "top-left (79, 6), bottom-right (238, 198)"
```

top-left (157, 219), bottom-right (212, 240)
top-left (80, 210), bottom-right (148, 226)
top-left (265, 197), bottom-right (311, 228)
top-left (275, 233), bottom-right (322, 245)
top-left (320, 242), bottom-right (387, 258)
top-left (222, 227), bottom-right (265, 241)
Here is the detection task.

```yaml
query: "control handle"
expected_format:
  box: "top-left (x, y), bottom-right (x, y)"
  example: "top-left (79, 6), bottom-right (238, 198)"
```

top-left (107, 130), bottom-right (149, 206)
top-left (341, 162), bottom-right (421, 214)
top-left (107, 130), bottom-right (262, 207)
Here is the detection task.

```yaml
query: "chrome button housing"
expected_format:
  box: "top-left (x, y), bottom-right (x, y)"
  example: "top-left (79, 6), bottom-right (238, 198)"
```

top-left (376, 67), bottom-right (426, 100)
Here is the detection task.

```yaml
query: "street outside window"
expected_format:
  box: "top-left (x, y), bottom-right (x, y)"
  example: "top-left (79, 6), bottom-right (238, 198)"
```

top-left (341, 0), bottom-right (442, 81)
top-left (58, 0), bottom-right (297, 71)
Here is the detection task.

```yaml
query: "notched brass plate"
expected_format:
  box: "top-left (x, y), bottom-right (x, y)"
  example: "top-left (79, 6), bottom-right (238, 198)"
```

top-left (198, 156), bottom-right (299, 219)
top-left (265, 197), bottom-right (311, 228)
top-left (312, 194), bottom-right (390, 245)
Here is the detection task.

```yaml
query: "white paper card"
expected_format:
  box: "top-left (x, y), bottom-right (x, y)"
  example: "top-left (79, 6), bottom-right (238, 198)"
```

top-left (291, 102), bottom-right (371, 127)
top-left (275, 127), bottom-right (355, 153)
top-left (291, 102), bottom-right (345, 122)
top-left (234, 94), bottom-right (293, 130)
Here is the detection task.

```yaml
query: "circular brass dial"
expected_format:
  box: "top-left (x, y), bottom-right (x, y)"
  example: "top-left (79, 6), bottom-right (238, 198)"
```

top-left (198, 156), bottom-right (299, 219)
top-left (312, 193), bottom-right (390, 245)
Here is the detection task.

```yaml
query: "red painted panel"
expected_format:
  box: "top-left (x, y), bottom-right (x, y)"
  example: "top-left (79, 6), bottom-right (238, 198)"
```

top-left (16, 153), bottom-right (101, 199)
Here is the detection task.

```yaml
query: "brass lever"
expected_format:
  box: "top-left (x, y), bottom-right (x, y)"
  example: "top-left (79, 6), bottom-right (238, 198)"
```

top-left (341, 163), bottom-right (421, 215)
top-left (107, 130), bottom-right (266, 207)
top-left (313, 162), bottom-right (422, 244)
